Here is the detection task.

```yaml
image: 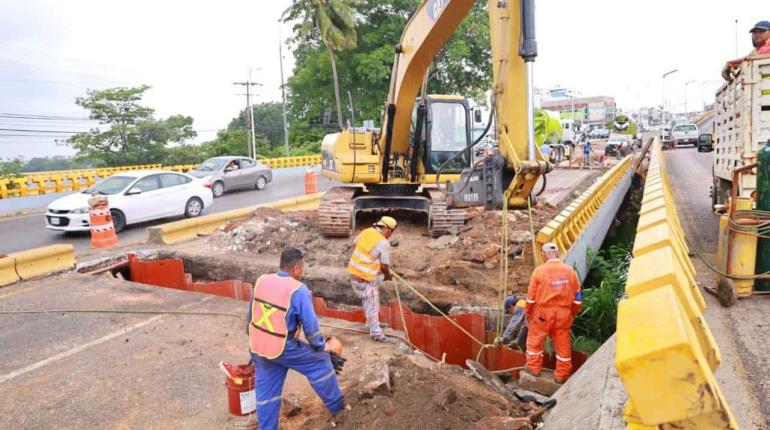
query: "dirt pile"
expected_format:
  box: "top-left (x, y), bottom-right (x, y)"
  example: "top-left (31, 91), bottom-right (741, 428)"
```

top-left (205, 204), bottom-right (559, 303)
top-left (290, 354), bottom-right (537, 430)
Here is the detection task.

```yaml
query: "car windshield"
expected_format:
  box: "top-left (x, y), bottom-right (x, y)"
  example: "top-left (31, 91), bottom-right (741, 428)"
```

top-left (82, 176), bottom-right (135, 195)
top-left (195, 158), bottom-right (228, 172)
top-left (673, 125), bottom-right (697, 132)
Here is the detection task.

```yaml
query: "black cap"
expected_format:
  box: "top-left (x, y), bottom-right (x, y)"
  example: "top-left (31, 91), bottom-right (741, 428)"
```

top-left (750, 20), bottom-right (770, 33)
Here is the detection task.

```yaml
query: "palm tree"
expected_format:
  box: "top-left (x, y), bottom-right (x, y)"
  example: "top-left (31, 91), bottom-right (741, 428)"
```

top-left (284, 0), bottom-right (357, 131)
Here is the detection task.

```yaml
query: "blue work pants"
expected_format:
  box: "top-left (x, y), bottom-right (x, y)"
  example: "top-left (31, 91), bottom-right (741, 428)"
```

top-left (252, 339), bottom-right (344, 430)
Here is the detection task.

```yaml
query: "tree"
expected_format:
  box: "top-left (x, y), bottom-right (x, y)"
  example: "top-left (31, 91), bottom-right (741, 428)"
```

top-left (286, 0), bottom-right (491, 144)
top-left (64, 86), bottom-right (196, 166)
top-left (229, 102), bottom-right (286, 148)
top-left (284, 0), bottom-right (358, 130)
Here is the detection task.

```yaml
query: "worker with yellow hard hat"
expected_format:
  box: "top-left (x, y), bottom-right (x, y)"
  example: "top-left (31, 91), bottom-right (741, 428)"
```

top-left (347, 216), bottom-right (397, 343)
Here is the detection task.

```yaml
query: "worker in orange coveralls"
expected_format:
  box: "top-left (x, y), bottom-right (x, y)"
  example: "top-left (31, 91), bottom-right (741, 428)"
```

top-left (524, 242), bottom-right (582, 383)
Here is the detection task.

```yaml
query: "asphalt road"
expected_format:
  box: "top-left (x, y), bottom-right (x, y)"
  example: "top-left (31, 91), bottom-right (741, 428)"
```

top-left (0, 166), bottom-right (335, 255)
top-left (665, 147), bottom-right (769, 428)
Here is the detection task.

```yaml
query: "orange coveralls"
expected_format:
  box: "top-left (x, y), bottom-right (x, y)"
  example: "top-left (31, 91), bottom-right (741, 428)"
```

top-left (525, 259), bottom-right (582, 381)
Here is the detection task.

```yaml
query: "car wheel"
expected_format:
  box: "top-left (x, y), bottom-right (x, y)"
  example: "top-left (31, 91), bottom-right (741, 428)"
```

top-left (255, 176), bottom-right (267, 190)
top-left (185, 197), bottom-right (204, 218)
top-left (212, 181), bottom-right (224, 198)
top-left (110, 209), bottom-right (126, 233)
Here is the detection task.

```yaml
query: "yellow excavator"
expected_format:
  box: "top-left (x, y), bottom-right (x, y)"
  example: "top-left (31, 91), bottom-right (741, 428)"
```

top-left (319, 0), bottom-right (551, 237)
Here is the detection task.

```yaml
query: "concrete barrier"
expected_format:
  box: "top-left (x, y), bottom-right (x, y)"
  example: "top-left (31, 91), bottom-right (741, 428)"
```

top-left (536, 156), bottom-right (634, 281)
top-left (0, 255), bottom-right (19, 286)
top-left (148, 193), bottom-right (324, 245)
top-left (615, 138), bottom-right (738, 429)
top-left (10, 245), bottom-right (76, 281)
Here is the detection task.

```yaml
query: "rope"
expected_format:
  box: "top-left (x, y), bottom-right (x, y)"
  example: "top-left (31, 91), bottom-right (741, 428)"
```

top-left (687, 238), bottom-right (770, 280)
top-left (392, 279), bottom-right (411, 344)
top-left (391, 272), bottom-right (491, 351)
top-left (0, 309), bottom-right (242, 318)
top-left (496, 191), bottom-right (510, 340)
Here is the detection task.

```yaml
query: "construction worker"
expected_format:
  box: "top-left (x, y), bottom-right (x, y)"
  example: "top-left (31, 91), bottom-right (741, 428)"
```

top-left (722, 20), bottom-right (770, 81)
top-left (347, 216), bottom-right (397, 343)
top-left (501, 294), bottom-right (528, 348)
top-left (248, 248), bottom-right (345, 430)
top-left (524, 243), bottom-right (582, 384)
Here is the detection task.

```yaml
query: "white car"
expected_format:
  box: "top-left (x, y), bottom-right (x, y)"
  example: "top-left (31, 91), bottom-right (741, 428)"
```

top-left (45, 170), bottom-right (214, 232)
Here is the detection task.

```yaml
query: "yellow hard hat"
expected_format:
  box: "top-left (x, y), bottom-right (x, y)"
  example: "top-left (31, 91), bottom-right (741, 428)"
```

top-left (375, 216), bottom-right (397, 229)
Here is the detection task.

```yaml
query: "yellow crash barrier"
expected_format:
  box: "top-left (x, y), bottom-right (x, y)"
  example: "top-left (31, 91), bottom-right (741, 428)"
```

top-left (616, 137), bottom-right (737, 429)
top-left (148, 193), bottom-right (324, 245)
top-left (11, 244), bottom-right (75, 280)
top-left (0, 255), bottom-right (19, 286)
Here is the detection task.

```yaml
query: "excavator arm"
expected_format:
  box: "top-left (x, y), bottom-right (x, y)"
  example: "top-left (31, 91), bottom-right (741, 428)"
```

top-left (379, 0), bottom-right (551, 208)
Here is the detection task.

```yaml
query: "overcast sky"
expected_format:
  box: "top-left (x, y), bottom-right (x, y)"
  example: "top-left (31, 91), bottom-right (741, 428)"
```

top-left (0, 0), bottom-right (763, 159)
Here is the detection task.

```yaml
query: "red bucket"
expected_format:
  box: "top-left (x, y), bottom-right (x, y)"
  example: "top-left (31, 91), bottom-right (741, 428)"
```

top-left (220, 362), bottom-right (256, 416)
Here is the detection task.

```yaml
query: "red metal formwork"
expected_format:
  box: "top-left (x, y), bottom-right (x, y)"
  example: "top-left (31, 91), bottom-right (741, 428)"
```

top-left (126, 254), bottom-right (585, 375)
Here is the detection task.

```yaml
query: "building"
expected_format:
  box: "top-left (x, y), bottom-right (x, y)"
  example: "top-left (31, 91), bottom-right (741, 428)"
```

top-left (540, 95), bottom-right (616, 126)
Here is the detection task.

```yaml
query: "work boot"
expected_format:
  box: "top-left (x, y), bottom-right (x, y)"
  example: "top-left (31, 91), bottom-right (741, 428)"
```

top-left (521, 367), bottom-right (541, 378)
top-left (554, 376), bottom-right (568, 384)
top-left (371, 334), bottom-right (395, 344)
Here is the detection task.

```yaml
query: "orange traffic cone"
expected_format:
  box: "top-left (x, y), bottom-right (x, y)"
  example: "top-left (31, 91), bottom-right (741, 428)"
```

top-left (304, 168), bottom-right (317, 194)
top-left (88, 195), bottom-right (119, 249)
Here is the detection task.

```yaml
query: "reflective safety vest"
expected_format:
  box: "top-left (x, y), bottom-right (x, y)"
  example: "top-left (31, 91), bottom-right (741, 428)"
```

top-left (347, 227), bottom-right (385, 281)
top-left (248, 273), bottom-right (302, 359)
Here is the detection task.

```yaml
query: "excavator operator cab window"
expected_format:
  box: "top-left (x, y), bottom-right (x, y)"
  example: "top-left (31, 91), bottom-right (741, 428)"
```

top-left (426, 101), bottom-right (471, 174)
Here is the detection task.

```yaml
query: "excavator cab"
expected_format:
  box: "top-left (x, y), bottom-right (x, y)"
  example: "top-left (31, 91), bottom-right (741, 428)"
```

top-left (416, 96), bottom-right (473, 174)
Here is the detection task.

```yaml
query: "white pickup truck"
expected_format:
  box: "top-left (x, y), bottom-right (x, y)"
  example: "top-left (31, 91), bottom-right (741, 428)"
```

top-left (670, 123), bottom-right (700, 147)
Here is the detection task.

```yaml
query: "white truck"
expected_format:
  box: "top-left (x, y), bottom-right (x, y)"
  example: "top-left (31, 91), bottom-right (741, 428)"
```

top-left (712, 54), bottom-right (770, 206)
top-left (670, 123), bottom-right (700, 147)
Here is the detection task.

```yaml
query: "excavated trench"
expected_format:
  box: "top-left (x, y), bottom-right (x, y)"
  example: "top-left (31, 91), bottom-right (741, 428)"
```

top-left (89, 250), bottom-right (587, 375)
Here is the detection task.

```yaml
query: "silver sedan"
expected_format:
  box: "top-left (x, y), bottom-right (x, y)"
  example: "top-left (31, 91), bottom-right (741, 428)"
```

top-left (188, 156), bottom-right (272, 197)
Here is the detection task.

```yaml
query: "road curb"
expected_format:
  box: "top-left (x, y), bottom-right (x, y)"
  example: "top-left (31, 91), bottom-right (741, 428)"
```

top-left (147, 193), bottom-right (324, 245)
top-left (0, 244), bottom-right (76, 287)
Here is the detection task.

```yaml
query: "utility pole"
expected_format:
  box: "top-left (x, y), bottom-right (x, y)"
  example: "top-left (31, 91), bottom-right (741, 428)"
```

top-left (234, 70), bottom-right (260, 158)
top-left (684, 80), bottom-right (695, 118)
top-left (662, 69), bottom-right (678, 124)
top-left (278, 25), bottom-right (290, 156)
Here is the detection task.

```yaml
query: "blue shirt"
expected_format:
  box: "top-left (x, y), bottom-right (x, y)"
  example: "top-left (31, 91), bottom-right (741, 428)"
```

top-left (247, 271), bottom-right (326, 352)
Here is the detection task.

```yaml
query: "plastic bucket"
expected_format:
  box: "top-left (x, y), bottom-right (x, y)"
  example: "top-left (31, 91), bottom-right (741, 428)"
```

top-left (221, 362), bottom-right (256, 416)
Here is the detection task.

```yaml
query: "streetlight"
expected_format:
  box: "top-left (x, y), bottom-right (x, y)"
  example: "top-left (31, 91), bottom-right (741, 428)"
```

top-left (684, 80), bottom-right (695, 118)
top-left (662, 69), bottom-right (679, 124)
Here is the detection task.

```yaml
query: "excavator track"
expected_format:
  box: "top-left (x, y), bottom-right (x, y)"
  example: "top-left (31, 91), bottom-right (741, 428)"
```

top-left (318, 187), bottom-right (357, 237)
top-left (428, 200), bottom-right (466, 237)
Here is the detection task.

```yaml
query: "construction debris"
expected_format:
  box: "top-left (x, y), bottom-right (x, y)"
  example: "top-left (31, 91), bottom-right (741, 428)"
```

top-left (204, 205), bottom-right (558, 305)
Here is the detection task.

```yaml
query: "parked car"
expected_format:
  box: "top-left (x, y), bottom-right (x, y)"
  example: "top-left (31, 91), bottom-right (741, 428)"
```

top-left (604, 134), bottom-right (634, 157)
top-left (45, 171), bottom-right (213, 233)
top-left (589, 127), bottom-right (609, 139)
top-left (697, 134), bottom-right (714, 152)
top-left (188, 156), bottom-right (272, 198)
top-left (671, 123), bottom-right (700, 147)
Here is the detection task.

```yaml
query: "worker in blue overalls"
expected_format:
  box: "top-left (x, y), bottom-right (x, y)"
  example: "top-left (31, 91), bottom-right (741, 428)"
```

top-left (247, 247), bottom-right (345, 429)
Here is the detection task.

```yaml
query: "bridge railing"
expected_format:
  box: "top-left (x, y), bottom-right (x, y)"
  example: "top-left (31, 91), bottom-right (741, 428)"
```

top-left (0, 155), bottom-right (322, 199)
top-left (535, 156), bottom-right (633, 265)
top-left (615, 137), bottom-right (737, 429)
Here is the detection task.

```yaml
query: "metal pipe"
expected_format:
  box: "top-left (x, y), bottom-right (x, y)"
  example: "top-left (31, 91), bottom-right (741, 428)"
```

top-left (526, 62), bottom-right (537, 160)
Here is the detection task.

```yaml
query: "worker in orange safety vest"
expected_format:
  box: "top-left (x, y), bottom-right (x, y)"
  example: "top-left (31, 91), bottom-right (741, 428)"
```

top-left (524, 242), bottom-right (582, 384)
top-left (248, 248), bottom-right (345, 429)
top-left (347, 216), bottom-right (397, 343)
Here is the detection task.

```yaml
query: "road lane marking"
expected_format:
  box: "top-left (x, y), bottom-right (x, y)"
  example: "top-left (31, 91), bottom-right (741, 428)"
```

top-left (0, 296), bottom-right (212, 385)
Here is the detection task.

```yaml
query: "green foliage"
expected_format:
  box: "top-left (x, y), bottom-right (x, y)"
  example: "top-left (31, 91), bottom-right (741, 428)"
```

top-left (64, 86), bottom-right (196, 166)
top-left (572, 245), bottom-right (632, 345)
top-left (286, 0), bottom-right (491, 139)
top-left (0, 158), bottom-right (23, 178)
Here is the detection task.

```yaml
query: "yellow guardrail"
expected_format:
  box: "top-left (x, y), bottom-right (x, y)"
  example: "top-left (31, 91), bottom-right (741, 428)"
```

top-left (535, 156), bottom-right (632, 264)
top-left (0, 155), bottom-right (322, 199)
top-left (0, 244), bottom-right (76, 287)
top-left (615, 138), bottom-right (737, 429)
top-left (147, 193), bottom-right (324, 245)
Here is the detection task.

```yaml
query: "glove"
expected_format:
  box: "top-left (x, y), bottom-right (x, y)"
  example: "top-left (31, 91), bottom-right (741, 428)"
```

top-left (329, 351), bottom-right (347, 375)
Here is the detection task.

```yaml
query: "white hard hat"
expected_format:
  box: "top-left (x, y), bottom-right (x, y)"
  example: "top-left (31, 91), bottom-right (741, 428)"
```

top-left (541, 242), bottom-right (559, 253)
